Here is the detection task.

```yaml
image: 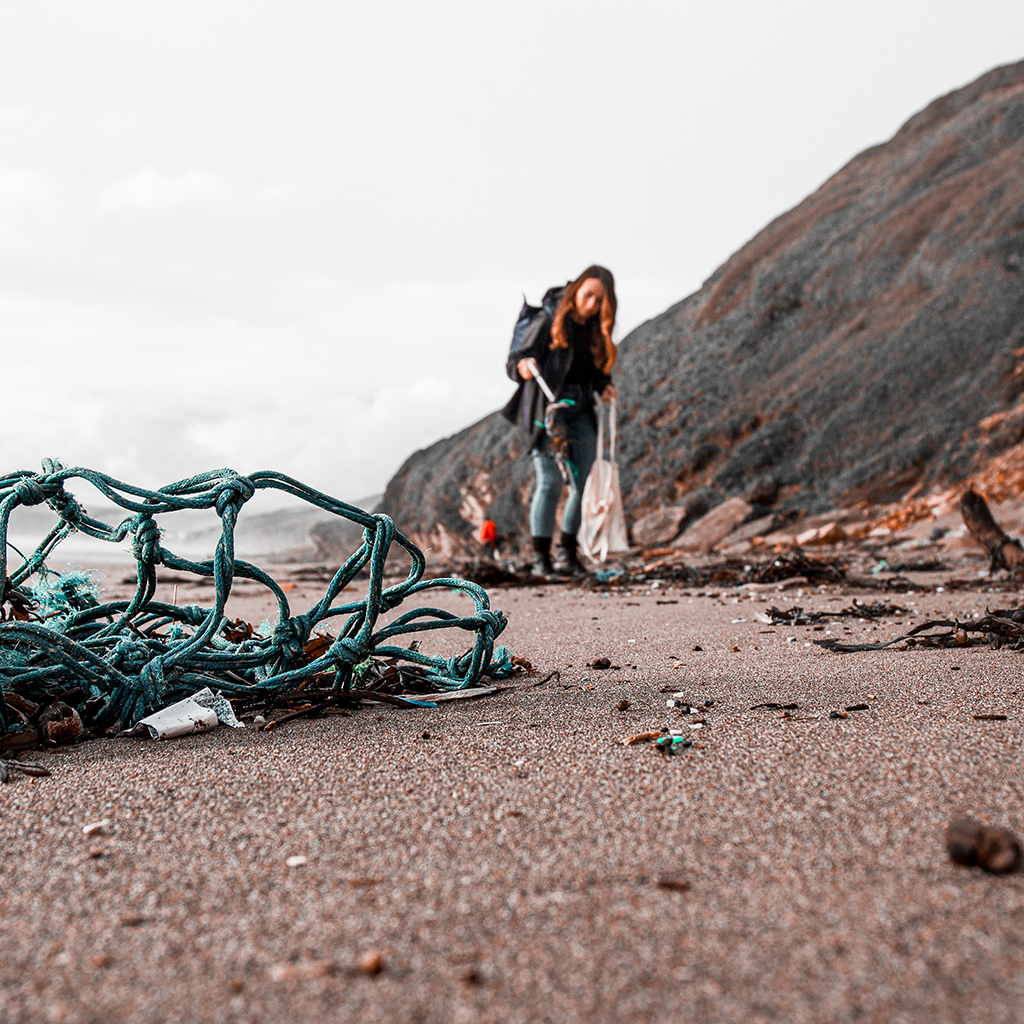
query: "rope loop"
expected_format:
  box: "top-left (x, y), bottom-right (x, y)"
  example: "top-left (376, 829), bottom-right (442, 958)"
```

top-left (0, 464), bottom-right (512, 732)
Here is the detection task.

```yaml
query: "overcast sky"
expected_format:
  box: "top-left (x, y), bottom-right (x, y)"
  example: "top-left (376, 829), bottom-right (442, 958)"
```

top-left (1, 2), bottom-right (1022, 508)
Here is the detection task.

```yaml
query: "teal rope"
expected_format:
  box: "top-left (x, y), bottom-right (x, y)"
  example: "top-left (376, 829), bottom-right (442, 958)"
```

top-left (0, 460), bottom-right (512, 732)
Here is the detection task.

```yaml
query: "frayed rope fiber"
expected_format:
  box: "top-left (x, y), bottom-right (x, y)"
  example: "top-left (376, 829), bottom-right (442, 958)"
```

top-left (0, 460), bottom-right (512, 733)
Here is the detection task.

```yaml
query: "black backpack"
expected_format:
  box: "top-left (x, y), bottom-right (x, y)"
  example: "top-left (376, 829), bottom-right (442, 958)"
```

top-left (509, 285), bottom-right (564, 357)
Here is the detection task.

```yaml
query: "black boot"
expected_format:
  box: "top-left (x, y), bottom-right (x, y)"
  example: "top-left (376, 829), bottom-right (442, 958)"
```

top-left (552, 532), bottom-right (584, 576)
top-left (530, 536), bottom-right (553, 578)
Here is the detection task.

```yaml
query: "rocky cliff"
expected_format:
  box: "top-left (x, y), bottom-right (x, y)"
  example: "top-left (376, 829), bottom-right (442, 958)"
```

top-left (381, 60), bottom-right (1024, 560)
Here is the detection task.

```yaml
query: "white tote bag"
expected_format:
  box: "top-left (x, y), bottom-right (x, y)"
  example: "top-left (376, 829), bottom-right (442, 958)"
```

top-left (578, 398), bottom-right (629, 562)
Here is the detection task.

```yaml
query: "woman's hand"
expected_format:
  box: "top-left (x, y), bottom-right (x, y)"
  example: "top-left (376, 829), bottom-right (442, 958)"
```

top-left (601, 383), bottom-right (617, 402)
top-left (517, 357), bottom-right (537, 380)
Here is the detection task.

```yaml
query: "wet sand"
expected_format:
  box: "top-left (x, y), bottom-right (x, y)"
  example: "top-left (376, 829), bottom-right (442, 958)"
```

top-left (2, 566), bottom-right (1023, 1024)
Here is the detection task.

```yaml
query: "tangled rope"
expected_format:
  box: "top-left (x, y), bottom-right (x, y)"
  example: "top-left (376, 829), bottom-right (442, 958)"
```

top-left (0, 460), bottom-right (512, 734)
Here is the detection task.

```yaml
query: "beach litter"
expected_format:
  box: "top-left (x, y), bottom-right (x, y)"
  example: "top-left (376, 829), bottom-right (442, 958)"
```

top-left (0, 462), bottom-right (514, 746)
top-left (622, 724), bottom-right (698, 755)
top-left (122, 686), bottom-right (242, 739)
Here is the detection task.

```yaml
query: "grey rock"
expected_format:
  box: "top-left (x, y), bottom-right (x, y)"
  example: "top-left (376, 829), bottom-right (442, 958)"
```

top-left (382, 60), bottom-right (1024, 563)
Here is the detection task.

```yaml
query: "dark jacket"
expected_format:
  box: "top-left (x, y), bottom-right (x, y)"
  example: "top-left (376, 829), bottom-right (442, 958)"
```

top-left (501, 301), bottom-right (612, 450)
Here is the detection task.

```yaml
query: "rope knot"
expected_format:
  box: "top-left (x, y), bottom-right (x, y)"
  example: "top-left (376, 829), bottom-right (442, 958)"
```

top-left (215, 475), bottom-right (255, 517)
top-left (475, 609), bottom-right (506, 637)
top-left (46, 486), bottom-right (83, 526)
top-left (111, 637), bottom-right (152, 673)
top-left (272, 617), bottom-right (310, 661)
top-left (132, 516), bottom-right (162, 565)
top-left (328, 636), bottom-right (371, 666)
top-left (14, 476), bottom-right (58, 507)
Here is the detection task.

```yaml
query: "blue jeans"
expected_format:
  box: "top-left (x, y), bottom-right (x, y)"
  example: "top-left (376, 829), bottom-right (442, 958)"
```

top-left (529, 403), bottom-right (597, 539)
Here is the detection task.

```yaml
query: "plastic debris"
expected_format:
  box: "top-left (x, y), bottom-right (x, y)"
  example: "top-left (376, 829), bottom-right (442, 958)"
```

top-left (409, 686), bottom-right (500, 702)
top-left (622, 730), bottom-right (661, 746)
top-left (124, 687), bottom-right (241, 739)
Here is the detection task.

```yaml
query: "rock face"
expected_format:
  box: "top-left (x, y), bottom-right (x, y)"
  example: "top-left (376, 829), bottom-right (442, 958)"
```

top-left (381, 60), bottom-right (1024, 560)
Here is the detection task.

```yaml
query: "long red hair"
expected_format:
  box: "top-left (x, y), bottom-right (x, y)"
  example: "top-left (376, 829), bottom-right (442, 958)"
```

top-left (550, 265), bottom-right (617, 374)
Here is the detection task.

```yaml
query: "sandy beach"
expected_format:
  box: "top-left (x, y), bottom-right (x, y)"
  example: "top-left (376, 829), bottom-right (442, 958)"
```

top-left (2, 557), bottom-right (1022, 1024)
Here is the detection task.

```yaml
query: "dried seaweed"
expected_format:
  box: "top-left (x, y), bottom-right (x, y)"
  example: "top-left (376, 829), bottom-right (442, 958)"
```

top-left (762, 601), bottom-right (908, 626)
top-left (815, 610), bottom-right (1024, 653)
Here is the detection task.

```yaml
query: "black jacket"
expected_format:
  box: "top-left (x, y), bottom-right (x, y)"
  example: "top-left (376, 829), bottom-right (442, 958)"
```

top-left (501, 309), bottom-right (613, 448)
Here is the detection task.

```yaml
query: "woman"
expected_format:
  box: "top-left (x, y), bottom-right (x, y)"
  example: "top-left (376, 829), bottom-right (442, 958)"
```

top-left (502, 265), bottom-right (618, 576)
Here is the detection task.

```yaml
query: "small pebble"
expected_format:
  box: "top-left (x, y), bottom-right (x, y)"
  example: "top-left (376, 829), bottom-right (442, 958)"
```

top-left (285, 855), bottom-right (308, 868)
top-left (82, 819), bottom-right (110, 837)
top-left (359, 949), bottom-right (385, 975)
top-left (615, 700), bottom-right (630, 712)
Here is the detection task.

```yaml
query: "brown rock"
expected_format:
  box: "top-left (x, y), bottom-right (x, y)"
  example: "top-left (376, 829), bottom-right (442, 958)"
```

top-left (946, 817), bottom-right (1021, 874)
top-left (359, 949), bottom-right (386, 976)
top-left (37, 702), bottom-right (83, 746)
top-left (796, 522), bottom-right (848, 546)
top-left (632, 506), bottom-right (689, 547)
top-left (720, 514), bottom-right (776, 547)
top-left (673, 498), bottom-right (752, 552)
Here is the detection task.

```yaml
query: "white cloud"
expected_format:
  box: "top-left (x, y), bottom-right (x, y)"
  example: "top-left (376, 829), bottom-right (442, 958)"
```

top-left (0, 165), bottom-right (62, 222)
top-left (0, 106), bottom-right (31, 132)
top-left (95, 167), bottom-right (297, 215)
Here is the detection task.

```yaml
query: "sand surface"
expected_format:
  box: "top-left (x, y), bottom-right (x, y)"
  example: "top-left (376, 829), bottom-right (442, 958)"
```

top-left (2, 564), bottom-right (1023, 1024)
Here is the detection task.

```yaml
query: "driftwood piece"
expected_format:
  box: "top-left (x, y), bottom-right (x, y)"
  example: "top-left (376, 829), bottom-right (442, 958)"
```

top-left (960, 488), bottom-right (1024, 571)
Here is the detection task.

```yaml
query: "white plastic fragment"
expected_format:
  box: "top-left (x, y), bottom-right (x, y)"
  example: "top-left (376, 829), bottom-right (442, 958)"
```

top-left (126, 687), bottom-right (242, 739)
top-left (133, 698), bottom-right (218, 739)
top-left (191, 688), bottom-right (244, 728)
top-left (82, 819), bottom-right (110, 836)
top-left (286, 855), bottom-right (308, 868)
